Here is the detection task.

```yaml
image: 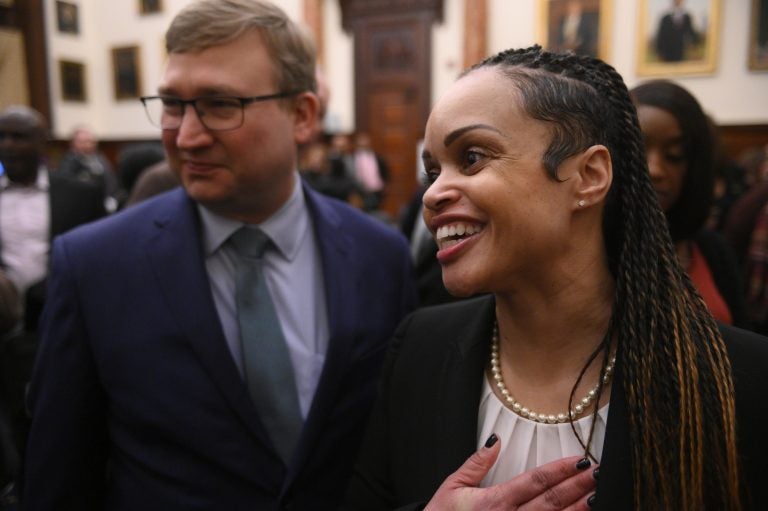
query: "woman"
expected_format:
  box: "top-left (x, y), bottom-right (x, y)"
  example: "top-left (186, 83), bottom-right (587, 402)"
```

top-left (630, 80), bottom-right (747, 327)
top-left (345, 46), bottom-right (768, 510)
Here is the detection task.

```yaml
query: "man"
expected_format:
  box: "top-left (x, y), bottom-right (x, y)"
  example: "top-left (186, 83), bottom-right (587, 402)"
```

top-left (23, 1), bottom-right (416, 510)
top-left (57, 125), bottom-right (120, 212)
top-left (0, 106), bottom-right (106, 328)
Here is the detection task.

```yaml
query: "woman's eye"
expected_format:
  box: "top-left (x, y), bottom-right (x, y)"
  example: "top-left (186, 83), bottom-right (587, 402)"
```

top-left (424, 167), bottom-right (440, 184)
top-left (664, 151), bottom-right (685, 164)
top-left (463, 150), bottom-right (485, 168)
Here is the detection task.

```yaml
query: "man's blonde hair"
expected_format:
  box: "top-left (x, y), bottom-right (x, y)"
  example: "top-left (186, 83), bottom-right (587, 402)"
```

top-left (165, 0), bottom-right (316, 94)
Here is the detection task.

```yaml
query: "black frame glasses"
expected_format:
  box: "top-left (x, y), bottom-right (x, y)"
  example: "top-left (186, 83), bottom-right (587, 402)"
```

top-left (140, 91), bottom-right (301, 131)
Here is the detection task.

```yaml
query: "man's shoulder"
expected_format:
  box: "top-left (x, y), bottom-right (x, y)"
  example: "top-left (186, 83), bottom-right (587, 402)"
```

top-left (58, 188), bottom-right (188, 245)
top-left (306, 185), bottom-right (407, 246)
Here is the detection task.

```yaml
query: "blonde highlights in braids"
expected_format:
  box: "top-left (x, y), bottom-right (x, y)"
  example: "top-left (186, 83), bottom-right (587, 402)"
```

top-left (467, 46), bottom-right (740, 510)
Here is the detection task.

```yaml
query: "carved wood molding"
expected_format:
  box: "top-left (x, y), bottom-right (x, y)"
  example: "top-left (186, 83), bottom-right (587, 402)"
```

top-left (463, 0), bottom-right (487, 68)
top-left (303, 0), bottom-right (324, 65)
top-left (339, 0), bottom-right (443, 31)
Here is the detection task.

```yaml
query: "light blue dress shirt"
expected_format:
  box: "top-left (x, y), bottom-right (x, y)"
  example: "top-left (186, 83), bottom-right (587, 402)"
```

top-left (199, 175), bottom-right (329, 418)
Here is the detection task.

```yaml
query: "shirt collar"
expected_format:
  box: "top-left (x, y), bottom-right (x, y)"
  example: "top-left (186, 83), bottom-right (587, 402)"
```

top-left (198, 173), bottom-right (308, 261)
top-left (0, 166), bottom-right (49, 191)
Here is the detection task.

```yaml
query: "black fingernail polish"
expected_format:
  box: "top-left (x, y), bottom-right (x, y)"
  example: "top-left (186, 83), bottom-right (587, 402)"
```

top-left (576, 457), bottom-right (591, 470)
top-left (587, 494), bottom-right (596, 507)
top-left (593, 467), bottom-right (600, 480)
top-left (484, 433), bottom-right (498, 448)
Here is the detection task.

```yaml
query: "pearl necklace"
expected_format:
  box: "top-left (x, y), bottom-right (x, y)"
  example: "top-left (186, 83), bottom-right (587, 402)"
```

top-left (490, 322), bottom-right (616, 424)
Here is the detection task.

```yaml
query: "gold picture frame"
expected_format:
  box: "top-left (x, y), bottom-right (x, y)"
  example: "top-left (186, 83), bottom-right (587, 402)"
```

top-left (59, 59), bottom-right (86, 102)
top-left (111, 45), bottom-right (142, 100)
top-left (538, 0), bottom-right (613, 61)
top-left (636, 0), bottom-right (721, 76)
top-left (749, 0), bottom-right (768, 71)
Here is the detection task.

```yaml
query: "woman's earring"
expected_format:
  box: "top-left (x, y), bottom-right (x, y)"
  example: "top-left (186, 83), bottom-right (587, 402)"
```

top-left (578, 200), bottom-right (586, 207)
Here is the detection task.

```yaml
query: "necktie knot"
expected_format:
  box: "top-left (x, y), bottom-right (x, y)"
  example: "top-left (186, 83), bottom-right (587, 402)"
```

top-left (230, 227), bottom-right (271, 259)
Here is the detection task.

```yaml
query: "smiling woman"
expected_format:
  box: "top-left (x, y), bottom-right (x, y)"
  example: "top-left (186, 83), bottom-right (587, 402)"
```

top-left (344, 45), bottom-right (768, 511)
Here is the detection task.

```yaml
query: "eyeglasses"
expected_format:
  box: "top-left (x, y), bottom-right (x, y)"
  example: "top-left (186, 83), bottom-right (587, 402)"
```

top-left (140, 92), bottom-right (300, 131)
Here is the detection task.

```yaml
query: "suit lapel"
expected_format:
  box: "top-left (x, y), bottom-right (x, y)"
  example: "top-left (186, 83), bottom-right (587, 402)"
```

top-left (435, 296), bottom-right (496, 473)
top-left (144, 190), bottom-right (270, 446)
top-left (285, 185), bottom-right (357, 476)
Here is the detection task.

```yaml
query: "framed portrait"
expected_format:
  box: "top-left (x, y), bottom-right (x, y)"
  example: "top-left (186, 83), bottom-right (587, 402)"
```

top-left (539, 0), bottom-right (612, 61)
top-left (636, 0), bottom-right (721, 76)
top-left (139, 0), bottom-right (162, 15)
top-left (59, 60), bottom-right (86, 102)
top-left (55, 1), bottom-right (79, 35)
top-left (749, 0), bottom-right (768, 71)
top-left (111, 46), bottom-right (142, 100)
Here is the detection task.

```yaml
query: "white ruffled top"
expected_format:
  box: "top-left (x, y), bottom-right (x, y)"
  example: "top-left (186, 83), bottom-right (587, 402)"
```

top-left (477, 375), bottom-right (609, 487)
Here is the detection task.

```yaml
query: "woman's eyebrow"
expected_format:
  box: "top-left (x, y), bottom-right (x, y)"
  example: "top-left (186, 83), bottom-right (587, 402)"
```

top-left (444, 124), bottom-right (503, 147)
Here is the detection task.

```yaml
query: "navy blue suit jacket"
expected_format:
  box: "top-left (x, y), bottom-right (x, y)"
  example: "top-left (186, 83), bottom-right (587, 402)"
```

top-left (23, 184), bottom-right (417, 510)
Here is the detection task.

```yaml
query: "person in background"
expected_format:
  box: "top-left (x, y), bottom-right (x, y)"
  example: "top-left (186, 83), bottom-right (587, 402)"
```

top-left (345, 45), bottom-right (768, 511)
top-left (0, 106), bottom-right (106, 332)
top-left (722, 144), bottom-right (768, 268)
top-left (23, 1), bottom-right (416, 510)
top-left (630, 80), bottom-right (747, 328)
top-left (124, 160), bottom-right (180, 207)
top-left (113, 141), bottom-right (166, 209)
top-left (57, 125), bottom-right (120, 212)
top-left (351, 132), bottom-right (389, 213)
top-left (399, 184), bottom-right (458, 306)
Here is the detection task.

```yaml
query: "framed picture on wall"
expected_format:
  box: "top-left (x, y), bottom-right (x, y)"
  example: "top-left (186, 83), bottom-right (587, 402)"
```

top-left (56, 1), bottom-right (79, 35)
top-left (636, 0), bottom-right (721, 76)
top-left (59, 60), bottom-right (86, 102)
top-left (749, 0), bottom-right (768, 71)
top-left (111, 46), bottom-right (143, 100)
top-left (139, 0), bottom-right (162, 15)
top-left (539, 0), bottom-right (613, 61)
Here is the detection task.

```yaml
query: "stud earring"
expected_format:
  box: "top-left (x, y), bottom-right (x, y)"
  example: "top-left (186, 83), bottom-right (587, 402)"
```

top-left (578, 200), bottom-right (586, 207)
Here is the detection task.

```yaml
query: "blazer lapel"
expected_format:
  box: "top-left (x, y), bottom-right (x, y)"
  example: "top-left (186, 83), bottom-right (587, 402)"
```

top-left (593, 348), bottom-right (634, 510)
top-left (144, 190), bottom-right (270, 446)
top-left (434, 296), bottom-right (496, 473)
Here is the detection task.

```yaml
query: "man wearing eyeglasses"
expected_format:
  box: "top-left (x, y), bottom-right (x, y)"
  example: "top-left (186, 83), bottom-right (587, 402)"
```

top-left (23, 1), bottom-right (417, 510)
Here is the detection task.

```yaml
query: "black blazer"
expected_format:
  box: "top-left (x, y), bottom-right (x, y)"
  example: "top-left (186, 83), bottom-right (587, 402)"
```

top-left (346, 295), bottom-right (768, 510)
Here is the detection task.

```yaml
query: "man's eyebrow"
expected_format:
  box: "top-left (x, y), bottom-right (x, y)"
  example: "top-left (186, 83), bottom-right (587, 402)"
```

top-left (444, 124), bottom-right (503, 147)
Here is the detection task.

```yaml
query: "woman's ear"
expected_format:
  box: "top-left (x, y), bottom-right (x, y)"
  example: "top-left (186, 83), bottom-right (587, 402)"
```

top-left (573, 144), bottom-right (612, 210)
top-left (292, 91), bottom-right (320, 145)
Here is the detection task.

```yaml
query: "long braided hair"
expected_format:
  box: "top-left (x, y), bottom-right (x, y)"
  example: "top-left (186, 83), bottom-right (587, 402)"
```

top-left (465, 46), bottom-right (740, 510)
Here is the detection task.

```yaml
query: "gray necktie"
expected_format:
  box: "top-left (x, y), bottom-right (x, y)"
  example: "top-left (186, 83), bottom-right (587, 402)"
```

top-left (230, 227), bottom-right (303, 464)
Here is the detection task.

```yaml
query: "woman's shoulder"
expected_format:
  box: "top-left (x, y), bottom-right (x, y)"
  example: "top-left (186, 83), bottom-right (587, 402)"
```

top-left (389, 295), bottom-right (494, 357)
top-left (718, 324), bottom-right (768, 400)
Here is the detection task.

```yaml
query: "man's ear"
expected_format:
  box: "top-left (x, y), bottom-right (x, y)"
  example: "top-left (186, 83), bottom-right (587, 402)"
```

top-left (573, 144), bottom-right (612, 210)
top-left (292, 92), bottom-right (320, 145)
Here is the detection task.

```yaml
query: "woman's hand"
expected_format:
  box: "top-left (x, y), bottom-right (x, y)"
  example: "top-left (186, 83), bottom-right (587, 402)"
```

top-left (424, 434), bottom-right (598, 511)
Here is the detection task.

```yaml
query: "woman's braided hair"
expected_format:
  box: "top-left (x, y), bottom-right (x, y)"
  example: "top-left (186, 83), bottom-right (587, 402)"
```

top-left (465, 46), bottom-right (740, 510)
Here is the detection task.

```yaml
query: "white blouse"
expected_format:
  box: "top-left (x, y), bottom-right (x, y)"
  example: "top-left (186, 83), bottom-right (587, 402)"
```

top-left (477, 376), bottom-right (609, 487)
